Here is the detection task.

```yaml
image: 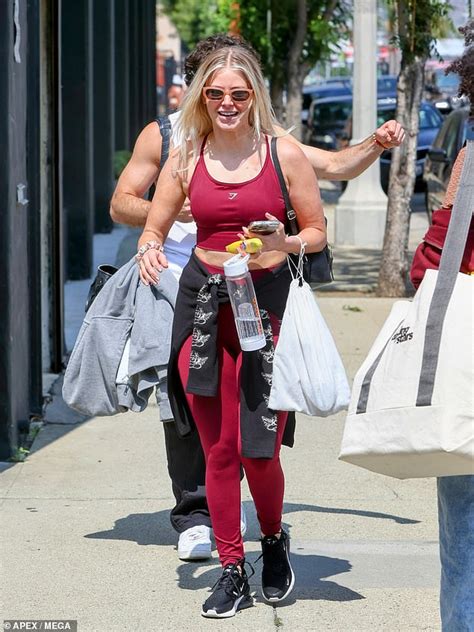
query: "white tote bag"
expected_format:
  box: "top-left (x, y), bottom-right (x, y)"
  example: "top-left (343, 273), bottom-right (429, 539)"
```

top-left (339, 140), bottom-right (474, 479)
top-left (268, 252), bottom-right (350, 416)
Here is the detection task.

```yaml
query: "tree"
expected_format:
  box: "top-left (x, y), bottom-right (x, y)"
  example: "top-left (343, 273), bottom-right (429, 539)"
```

top-left (376, 0), bottom-right (451, 297)
top-left (160, 0), bottom-right (351, 140)
top-left (238, 0), bottom-right (351, 137)
top-left (159, 0), bottom-right (237, 51)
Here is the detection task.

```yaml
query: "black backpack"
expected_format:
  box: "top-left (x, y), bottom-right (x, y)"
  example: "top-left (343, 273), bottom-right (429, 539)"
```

top-left (156, 115), bottom-right (172, 168)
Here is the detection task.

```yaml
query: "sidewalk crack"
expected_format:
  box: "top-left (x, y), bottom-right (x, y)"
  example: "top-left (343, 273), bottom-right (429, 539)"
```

top-left (273, 607), bottom-right (284, 629)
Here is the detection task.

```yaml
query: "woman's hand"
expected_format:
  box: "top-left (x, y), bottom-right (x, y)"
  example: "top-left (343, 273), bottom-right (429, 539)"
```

top-left (138, 248), bottom-right (169, 286)
top-left (239, 213), bottom-right (288, 254)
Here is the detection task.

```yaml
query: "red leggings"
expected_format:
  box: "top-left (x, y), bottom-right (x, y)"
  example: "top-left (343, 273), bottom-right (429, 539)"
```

top-left (178, 293), bottom-right (287, 567)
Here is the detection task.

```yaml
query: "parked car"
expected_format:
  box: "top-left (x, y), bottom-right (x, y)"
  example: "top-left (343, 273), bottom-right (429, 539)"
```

top-left (302, 75), bottom-right (397, 128)
top-left (423, 107), bottom-right (470, 216)
top-left (307, 95), bottom-right (443, 191)
top-left (302, 79), bottom-right (352, 126)
top-left (306, 93), bottom-right (353, 149)
top-left (378, 99), bottom-right (444, 192)
top-left (376, 75), bottom-right (398, 98)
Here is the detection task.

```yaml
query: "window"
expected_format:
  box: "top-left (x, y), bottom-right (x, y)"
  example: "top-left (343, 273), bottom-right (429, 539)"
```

top-left (376, 106), bottom-right (442, 130)
top-left (377, 76), bottom-right (397, 93)
top-left (419, 106), bottom-right (443, 129)
top-left (376, 108), bottom-right (396, 127)
top-left (314, 103), bottom-right (352, 127)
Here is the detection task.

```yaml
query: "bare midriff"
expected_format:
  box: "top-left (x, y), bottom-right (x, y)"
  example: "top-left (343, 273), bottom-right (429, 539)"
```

top-left (194, 246), bottom-right (287, 270)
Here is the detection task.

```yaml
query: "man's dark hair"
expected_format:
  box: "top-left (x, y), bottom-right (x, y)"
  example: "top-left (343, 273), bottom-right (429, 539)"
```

top-left (446, 19), bottom-right (474, 114)
top-left (183, 34), bottom-right (261, 87)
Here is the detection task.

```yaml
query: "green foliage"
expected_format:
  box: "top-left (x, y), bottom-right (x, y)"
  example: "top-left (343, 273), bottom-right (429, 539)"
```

top-left (431, 14), bottom-right (458, 39)
top-left (160, 0), bottom-right (351, 83)
top-left (390, 0), bottom-right (452, 64)
top-left (238, 0), bottom-right (351, 79)
top-left (160, 0), bottom-right (237, 51)
top-left (10, 447), bottom-right (29, 462)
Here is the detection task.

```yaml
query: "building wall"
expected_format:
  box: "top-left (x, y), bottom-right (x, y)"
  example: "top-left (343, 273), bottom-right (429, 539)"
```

top-left (40, 0), bottom-right (53, 373)
top-left (0, 0), bottom-right (34, 456)
top-left (0, 0), bottom-right (157, 459)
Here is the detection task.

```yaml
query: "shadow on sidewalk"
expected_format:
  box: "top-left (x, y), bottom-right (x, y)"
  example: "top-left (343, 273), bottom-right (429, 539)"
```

top-left (84, 509), bottom-right (178, 546)
top-left (282, 501), bottom-right (420, 525)
top-left (83, 499), bottom-right (419, 549)
top-left (321, 246), bottom-right (382, 291)
top-left (176, 552), bottom-right (364, 603)
top-left (84, 507), bottom-right (364, 601)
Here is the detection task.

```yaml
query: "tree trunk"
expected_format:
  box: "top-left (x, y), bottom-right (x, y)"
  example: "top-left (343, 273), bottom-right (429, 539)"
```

top-left (271, 75), bottom-right (285, 124)
top-left (376, 57), bottom-right (425, 297)
top-left (285, 0), bottom-right (308, 140)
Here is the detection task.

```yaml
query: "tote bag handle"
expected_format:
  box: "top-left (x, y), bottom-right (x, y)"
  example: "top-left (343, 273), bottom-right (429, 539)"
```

top-left (356, 131), bottom-right (474, 415)
top-left (417, 127), bottom-right (474, 406)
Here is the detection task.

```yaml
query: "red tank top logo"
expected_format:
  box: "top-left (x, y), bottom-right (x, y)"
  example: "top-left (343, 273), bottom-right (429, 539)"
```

top-left (228, 192), bottom-right (238, 200)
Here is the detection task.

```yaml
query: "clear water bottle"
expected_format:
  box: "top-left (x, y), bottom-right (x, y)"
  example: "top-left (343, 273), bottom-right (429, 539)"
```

top-left (223, 253), bottom-right (266, 352)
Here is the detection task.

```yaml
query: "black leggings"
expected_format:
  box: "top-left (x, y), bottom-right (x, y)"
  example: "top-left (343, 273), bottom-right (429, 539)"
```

top-left (162, 421), bottom-right (210, 533)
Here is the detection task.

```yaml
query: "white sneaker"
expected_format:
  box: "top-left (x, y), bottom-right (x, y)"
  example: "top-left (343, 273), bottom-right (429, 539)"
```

top-left (240, 503), bottom-right (247, 537)
top-left (178, 525), bottom-right (212, 561)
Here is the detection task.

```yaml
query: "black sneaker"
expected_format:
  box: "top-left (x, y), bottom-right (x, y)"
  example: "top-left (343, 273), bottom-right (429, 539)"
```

top-left (260, 529), bottom-right (295, 602)
top-left (201, 561), bottom-right (253, 618)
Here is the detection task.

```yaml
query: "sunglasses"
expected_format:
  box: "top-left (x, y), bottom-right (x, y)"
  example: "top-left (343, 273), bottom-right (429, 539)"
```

top-left (203, 87), bottom-right (253, 102)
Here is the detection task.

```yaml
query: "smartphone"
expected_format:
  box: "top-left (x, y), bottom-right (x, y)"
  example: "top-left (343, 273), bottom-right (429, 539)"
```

top-left (248, 220), bottom-right (280, 235)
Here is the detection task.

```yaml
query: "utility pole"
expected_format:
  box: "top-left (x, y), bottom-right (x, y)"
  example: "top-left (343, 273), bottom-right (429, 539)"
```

top-left (335, 0), bottom-right (387, 248)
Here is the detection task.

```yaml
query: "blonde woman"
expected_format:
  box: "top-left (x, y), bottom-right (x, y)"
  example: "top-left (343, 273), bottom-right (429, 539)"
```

top-left (136, 45), bottom-right (326, 618)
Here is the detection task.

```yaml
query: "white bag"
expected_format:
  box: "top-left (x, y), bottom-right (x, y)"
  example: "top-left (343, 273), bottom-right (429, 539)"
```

top-left (339, 140), bottom-right (474, 479)
top-left (268, 252), bottom-right (350, 416)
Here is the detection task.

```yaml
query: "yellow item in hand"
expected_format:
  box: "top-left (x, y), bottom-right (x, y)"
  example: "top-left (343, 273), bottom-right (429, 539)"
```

top-left (225, 238), bottom-right (263, 254)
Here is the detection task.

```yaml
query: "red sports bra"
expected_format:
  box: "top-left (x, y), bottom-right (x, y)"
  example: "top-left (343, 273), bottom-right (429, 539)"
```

top-left (188, 135), bottom-right (286, 251)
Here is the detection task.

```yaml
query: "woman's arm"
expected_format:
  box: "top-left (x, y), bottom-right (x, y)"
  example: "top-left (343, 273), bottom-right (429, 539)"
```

top-left (245, 138), bottom-right (326, 255)
top-left (137, 149), bottom-right (187, 285)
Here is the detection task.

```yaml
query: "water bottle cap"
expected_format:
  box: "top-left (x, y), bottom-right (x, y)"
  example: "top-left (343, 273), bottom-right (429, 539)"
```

top-left (223, 253), bottom-right (250, 277)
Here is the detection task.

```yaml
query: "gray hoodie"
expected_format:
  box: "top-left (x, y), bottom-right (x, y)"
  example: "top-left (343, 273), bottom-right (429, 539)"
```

top-left (63, 258), bottom-right (178, 420)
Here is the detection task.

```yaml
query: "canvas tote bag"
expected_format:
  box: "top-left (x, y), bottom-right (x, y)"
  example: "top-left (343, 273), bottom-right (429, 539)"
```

top-left (339, 138), bottom-right (474, 479)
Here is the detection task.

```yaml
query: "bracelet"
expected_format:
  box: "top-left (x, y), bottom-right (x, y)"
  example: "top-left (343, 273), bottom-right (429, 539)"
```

top-left (135, 240), bottom-right (164, 263)
top-left (372, 132), bottom-right (387, 150)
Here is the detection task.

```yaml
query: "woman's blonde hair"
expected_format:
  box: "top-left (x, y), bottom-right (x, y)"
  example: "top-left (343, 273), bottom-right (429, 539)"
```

top-left (177, 45), bottom-right (278, 166)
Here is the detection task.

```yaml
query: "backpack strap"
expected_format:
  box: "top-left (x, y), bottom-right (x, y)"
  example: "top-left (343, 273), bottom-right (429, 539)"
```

top-left (156, 115), bottom-right (172, 169)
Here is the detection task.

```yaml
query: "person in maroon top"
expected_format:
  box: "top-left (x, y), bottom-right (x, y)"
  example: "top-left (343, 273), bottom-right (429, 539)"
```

top-left (110, 33), bottom-right (404, 568)
top-left (410, 20), bottom-right (474, 630)
top-left (411, 146), bottom-right (474, 287)
top-left (136, 45), bottom-right (326, 618)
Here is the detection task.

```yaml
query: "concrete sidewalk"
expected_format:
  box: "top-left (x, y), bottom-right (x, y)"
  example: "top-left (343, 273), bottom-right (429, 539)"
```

top-left (1, 194), bottom-right (440, 631)
top-left (319, 185), bottom-right (429, 293)
top-left (1, 297), bottom-right (440, 631)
